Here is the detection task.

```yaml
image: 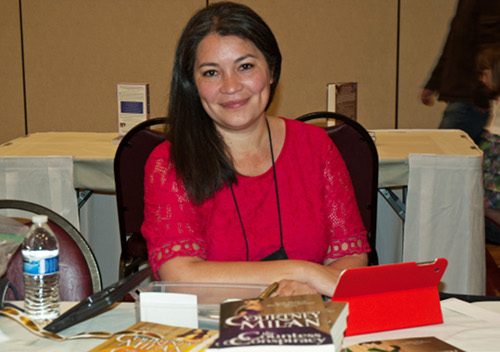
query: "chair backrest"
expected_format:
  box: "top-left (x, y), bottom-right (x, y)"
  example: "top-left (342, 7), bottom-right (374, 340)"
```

top-left (296, 112), bottom-right (379, 265)
top-left (114, 117), bottom-right (167, 277)
top-left (0, 199), bottom-right (102, 300)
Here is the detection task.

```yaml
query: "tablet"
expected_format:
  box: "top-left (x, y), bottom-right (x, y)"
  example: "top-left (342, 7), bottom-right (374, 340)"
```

top-left (331, 258), bottom-right (447, 336)
top-left (45, 266), bottom-right (152, 333)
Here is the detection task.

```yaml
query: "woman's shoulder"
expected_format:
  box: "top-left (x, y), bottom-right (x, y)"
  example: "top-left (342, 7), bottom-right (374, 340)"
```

top-left (145, 140), bottom-right (172, 173)
top-left (148, 140), bottom-right (170, 160)
top-left (282, 117), bottom-right (331, 144)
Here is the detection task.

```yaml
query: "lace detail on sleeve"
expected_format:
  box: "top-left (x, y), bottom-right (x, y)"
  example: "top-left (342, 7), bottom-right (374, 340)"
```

top-left (322, 142), bottom-right (370, 259)
top-left (141, 143), bottom-right (207, 277)
top-left (149, 239), bottom-right (206, 275)
top-left (326, 235), bottom-right (369, 258)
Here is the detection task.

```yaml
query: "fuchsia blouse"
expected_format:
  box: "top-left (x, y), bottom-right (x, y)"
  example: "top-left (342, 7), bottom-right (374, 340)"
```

top-left (141, 118), bottom-right (370, 276)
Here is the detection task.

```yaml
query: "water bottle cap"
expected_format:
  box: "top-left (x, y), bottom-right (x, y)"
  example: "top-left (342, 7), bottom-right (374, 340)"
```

top-left (31, 214), bottom-right (48, 224)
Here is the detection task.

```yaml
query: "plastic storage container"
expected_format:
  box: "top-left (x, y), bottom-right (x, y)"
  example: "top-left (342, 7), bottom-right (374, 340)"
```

top-left (138, 282), bottom-right (267, 330)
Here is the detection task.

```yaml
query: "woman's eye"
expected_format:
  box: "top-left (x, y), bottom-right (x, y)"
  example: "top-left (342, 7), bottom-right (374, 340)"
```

top-left (202, 70), bottom-right (217, 77)
top-left (240, 63), bottom-right (253, 71)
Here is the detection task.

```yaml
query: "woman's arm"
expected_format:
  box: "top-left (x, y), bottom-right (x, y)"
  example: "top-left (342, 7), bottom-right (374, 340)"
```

top-left (157, 253), bottom-right (367, 297)
top-left (275, 252), bottom-right (368, 297)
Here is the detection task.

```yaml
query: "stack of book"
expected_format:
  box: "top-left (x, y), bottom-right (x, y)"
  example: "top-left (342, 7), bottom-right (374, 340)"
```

top-left (208, 294), bottom-right (348, 352)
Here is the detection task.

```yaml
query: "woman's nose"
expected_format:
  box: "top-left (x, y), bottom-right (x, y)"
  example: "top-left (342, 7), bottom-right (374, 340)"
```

top-left (220, 73), bottom-right (243, 94)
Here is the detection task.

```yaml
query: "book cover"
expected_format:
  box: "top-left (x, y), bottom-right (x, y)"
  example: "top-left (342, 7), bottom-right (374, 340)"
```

top-left (208, 294), bottom-right (335, 351)
top-left (327, 82), bottom-right (357, 121)
top-left (89, 321), bottom-right (218, 352)
top-left (344, 336), bottom-right (465, 352)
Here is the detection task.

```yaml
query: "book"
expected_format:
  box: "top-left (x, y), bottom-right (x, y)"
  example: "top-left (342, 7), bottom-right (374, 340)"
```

top-left (327, 82), bottom-right (357, 122)
top-left (325, 301), bottom-right (349, 352)
top-left (344, 336), bottom-right (465, 352)
top-left (208, 294), bottom-right (345, 351)
top-left (89, 321), bottom-right (218, 352)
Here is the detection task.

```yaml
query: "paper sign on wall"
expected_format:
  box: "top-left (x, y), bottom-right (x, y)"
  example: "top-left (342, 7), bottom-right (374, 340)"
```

top-left (117, 83), bottom-right (150, 137)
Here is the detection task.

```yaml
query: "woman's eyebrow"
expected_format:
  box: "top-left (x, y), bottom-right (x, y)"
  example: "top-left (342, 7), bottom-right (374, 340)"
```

top-left (197, 62), bottom-right (219, 69)
top-left (197, 54), bottom-right (257, 69)
top-left (235, 54), bottom-right (257, 63)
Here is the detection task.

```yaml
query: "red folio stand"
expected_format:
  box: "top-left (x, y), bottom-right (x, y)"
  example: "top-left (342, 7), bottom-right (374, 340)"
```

top-left (332, 258), bottom-right (448, 336)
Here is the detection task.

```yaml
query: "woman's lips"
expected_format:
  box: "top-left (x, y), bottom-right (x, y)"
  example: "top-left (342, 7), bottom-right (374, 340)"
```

top-left (220, 98), bottom-right (249, 109)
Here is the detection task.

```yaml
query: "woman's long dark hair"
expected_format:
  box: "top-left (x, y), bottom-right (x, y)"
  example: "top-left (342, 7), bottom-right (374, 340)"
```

top-left (166, 1), bottom-right (282, 204)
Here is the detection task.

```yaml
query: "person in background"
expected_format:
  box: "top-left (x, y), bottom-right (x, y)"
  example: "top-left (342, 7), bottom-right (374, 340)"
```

top-left (476, 45), bottom-right (500, 244)
top-left (420, 0), bottom-right (500, 144)
top-left (141, 2), bottom-right (369, 297)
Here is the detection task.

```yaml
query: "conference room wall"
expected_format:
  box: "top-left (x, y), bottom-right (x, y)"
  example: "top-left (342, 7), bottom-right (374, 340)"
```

top-left (0, 0), bottom-right (25, 145)
top-left (0, 0), bottom-right (456, 143)
top-left (219, 0), bottom-right (397, 130)
top-left (398, 0), bottom-right (457, 129)
top-left (19, 0), bottom-right (204, 135)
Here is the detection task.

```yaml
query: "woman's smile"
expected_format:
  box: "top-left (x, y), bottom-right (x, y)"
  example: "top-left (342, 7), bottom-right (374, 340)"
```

top-left (220, 98), bottom-right (250, 109)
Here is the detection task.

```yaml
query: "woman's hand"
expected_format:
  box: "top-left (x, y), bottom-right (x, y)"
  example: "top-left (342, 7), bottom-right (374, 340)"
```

top-left (274, 279), bottom-right (319, 296)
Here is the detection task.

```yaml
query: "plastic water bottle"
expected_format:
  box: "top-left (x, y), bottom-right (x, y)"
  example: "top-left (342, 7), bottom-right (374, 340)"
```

top-left (22, 214), bottom-right (60, 326)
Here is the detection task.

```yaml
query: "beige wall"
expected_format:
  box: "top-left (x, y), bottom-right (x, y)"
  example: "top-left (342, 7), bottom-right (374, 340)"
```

top-left (1, 0), bottom-right (25, 144)
top-left (1, 0), bottom-right (457, 143)
top-left (228, 0), bottom-right (398, 129)
top-left (398, 0), bottom-right (458, 129)
top-left (21, 0), bottom-right (204, 134)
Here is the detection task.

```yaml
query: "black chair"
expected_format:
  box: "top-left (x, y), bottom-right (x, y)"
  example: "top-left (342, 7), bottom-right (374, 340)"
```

top-left (296, 112), bottom-right (379, 265)
top-left (114, 117), bottom-right (167, 278)
top-left (0, 199), bottom-right (102, 301)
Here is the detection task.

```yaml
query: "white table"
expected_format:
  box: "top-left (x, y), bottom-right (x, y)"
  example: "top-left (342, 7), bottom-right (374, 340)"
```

top-left (0, 132), bottom-right (118, 192)
top-left (372, 129), bottom-right (485, 295)
top-left (0, 132), bottom-right (120, 287)
top-left (373, 129), bottom-right (482, 188)
top-left (3, 129), bottom-right (482, 193)
top-left (344, 299), bottom-right (500, 351)
top-left (1, 299), bottom-right (499, 351)
top-left (0, 130), bottom-right (486, 294)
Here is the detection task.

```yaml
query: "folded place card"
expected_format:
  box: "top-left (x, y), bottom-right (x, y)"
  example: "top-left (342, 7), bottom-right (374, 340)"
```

top-left (139, 292), bottom-right (198, 329)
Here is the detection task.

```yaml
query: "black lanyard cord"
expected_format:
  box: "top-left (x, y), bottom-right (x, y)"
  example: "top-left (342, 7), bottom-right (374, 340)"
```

top-left (230, 118), bottom-right (284, 261)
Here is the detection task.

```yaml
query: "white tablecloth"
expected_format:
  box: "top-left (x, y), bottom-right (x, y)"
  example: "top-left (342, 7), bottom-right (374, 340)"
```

top-left (372, 129), bottom-right (485, 295)
top-left (374, 129), bottom-right (482, 187)
top-left (1, 299), bottom-right (500, 351)
top-left (0, 132), bottom-right (120, 287)
top-left (403, 154), bottom-right (485, 295)
top-left (343, 299), bottom-right (500, 351)
top-left (0, 132), bottom-right (118, 192)
top-left (0, 130), bottom-right (486, 293)
top-left (0, 156), bottom-right (79, 229)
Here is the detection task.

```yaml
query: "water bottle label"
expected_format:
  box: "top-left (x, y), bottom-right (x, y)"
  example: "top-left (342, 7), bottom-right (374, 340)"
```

top-left (23, 256), bottom-right (59, 275)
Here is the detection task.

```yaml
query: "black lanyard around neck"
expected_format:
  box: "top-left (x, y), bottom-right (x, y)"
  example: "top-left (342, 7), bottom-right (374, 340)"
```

top-left (230, 118), bottom-right (285, 261)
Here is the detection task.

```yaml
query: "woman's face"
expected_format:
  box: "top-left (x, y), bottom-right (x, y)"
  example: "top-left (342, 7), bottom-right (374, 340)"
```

top-left (194, 34), bottom-right (273, 132)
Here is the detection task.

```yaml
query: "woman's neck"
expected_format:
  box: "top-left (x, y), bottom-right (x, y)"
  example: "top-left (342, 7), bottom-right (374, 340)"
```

top-left (221, 116), bottom-right (284, 177)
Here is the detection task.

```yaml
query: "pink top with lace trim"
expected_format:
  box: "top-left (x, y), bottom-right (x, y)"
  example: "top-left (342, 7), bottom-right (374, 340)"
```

top-left (141, 118), bottom-right (370, 276)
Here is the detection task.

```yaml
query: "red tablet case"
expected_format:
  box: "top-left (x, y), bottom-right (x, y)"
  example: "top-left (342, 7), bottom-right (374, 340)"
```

top-left (331, 258), bottom-right (447, 336)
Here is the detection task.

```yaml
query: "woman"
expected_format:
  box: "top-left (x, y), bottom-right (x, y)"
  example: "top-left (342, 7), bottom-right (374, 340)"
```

top-left (141, 1), bottom-right (369, 297)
